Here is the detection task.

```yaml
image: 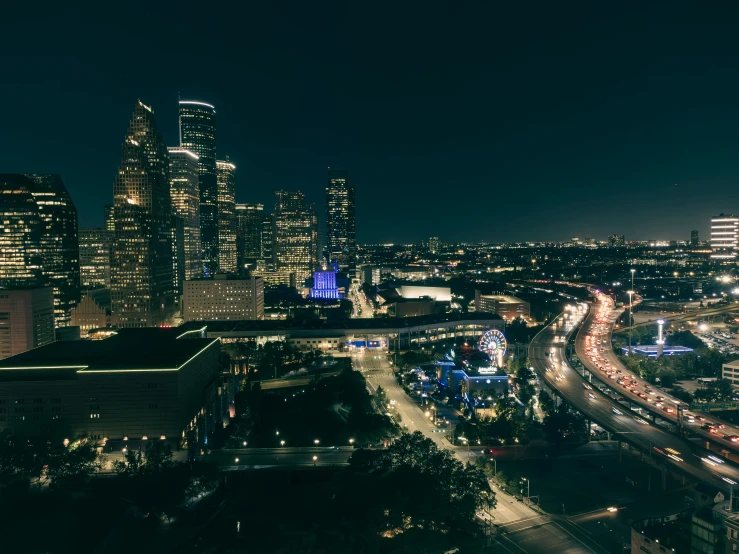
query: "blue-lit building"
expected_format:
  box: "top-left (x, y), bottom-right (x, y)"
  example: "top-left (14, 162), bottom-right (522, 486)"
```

top-left (310, 268), bottom-right (341, 299)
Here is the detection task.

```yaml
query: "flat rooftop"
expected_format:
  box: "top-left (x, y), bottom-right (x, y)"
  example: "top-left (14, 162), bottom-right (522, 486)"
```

top-left (479, 294), bottom-right (527, 304)
top-left (0, 328), bottom-right (217, 373)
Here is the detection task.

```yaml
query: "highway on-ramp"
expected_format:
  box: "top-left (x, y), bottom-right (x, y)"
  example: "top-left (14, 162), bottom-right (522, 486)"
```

top-left (529, 305), bottom-right (739, 493)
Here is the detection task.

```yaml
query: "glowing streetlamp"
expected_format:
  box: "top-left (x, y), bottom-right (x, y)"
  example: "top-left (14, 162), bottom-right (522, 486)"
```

top-left (656, 319), bottom-right (665, 358)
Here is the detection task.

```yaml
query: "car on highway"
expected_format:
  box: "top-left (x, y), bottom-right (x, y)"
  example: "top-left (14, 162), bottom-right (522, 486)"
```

top-left (588, 392), bottom-right (596, 399)
top-left (724, 435), bottom-right (739, 442)
top-left (582, 383), bottom-right (592, 390)
top-left (612, 407), bottom-right (623, 415)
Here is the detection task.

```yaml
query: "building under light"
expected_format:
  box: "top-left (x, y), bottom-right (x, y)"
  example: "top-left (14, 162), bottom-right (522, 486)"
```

top-left (325, 169), bottom-right (356, 268)
top-left (236, 203), bottom-right (264, 272)
top-left (79, 228), bottom-right (113, 289)
top-left (216, 159), bottom-right (237, 273)
top-left (168, 147), bottom-right (203, 292)
top-left (273, 191), bottom-right (318, 286)
top-left (111, 100), bottom-right (175, 328)
top-left (182, 275), bottom-right (264, 322)
top-left (310, 268), bottom-right (342, 300)
top-left (474, 291), bottom-right (530, 321)
top-left (710, 214), bottom-right (739, 260)
top-left (0, 174), bottom-right (80, 327)
top-left (179, 100), bottom-right (218, 276)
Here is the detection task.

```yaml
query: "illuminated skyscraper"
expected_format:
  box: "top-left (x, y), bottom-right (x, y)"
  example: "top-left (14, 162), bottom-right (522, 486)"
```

top-left (111, 100), bottom-right (175, 328)
top-left (0, 174), bottom-right (80, 326)
top-left (325, 169), bottom-right (356, 268)
top-left (24, 174), bottom-right (80, 327)
top-left (0, 179), bottom-right (44, 286)
top-left (216, 159), bottom-right (237, 273)
top-left (179, 100), bottom-right (217, 276)
top-left (236, 203), bottom-right (264, 272)
top-left (691, 230), bottom-right (699, 247)
top-left (104, 204), bottom-right (115, 231)
top-left (79, 228), bottom-right (113, 289)
top-left (168, 147), bottom-right (203, 292)
top-left (261, 213), bottom-right (274, 270)
top-left (273, 191), bottom-right (317, 285)
top-left (710, 214), bottom-right (739, 260)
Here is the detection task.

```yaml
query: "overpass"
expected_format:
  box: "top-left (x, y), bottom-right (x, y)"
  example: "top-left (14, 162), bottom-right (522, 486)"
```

top-left (529, 305), bottom-right (739, 494)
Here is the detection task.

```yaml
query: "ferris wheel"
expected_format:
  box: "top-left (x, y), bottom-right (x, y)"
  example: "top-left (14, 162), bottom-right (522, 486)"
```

top-left (478, 329), bottom-right (507, 360)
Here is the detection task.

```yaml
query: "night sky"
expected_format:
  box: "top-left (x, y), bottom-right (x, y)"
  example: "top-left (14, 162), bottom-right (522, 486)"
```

top-left (3, 2), bottom-right (739, 243)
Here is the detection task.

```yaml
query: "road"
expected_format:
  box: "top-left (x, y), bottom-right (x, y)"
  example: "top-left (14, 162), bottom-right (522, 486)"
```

top-left (530, 304), bottom-right (739, 494)
top-left (352, 351), bottom-right (546, 528)
top-left (627, 302), bottom-right (739, 330)
top-left (577, 292), bottom-right (739, 457)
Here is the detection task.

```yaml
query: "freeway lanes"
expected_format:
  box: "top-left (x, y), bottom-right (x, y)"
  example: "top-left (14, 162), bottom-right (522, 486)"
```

top-left (578, 293), bottom-right (739, 456)
top-left (529, 306), bottom-right (739, 494)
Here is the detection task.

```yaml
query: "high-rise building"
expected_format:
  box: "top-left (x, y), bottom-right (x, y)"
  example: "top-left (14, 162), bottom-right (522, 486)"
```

top-left (261, 213), bottom-right (274, 270)
top-left (710, 214), bottom-right (739, 260)
top-left (0, 180), bottom-right (44, 286)
top-left (325, 169), bottom-right (356, 268)
top-left (0, 287), bottom-right (55, 360)
top-left (104, 204), bottom-right (115, 232)
top-left (691, 229), bottom-right (699, 247)
top-left (0, 174), bottom-right (80, 327)
top-left (179, 100), bottom-right (217, 276)
top-left (236, 203), bottom-right (264, 272)
top-left (79, 228), bottom-right (113, 289)
top-left (428, 236), bottom-right (440, 254)
top-left (273, 191), bottom-right (317, 285)
top-left (216, 159), bottom-right (237, 273)
top-left (110, 100), bottom-right (175, 328)
top-left (168, 147), bottom-right (203, 293)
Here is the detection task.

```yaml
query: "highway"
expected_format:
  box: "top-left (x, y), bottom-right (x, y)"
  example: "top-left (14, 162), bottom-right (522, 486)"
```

top-left (529, 305), bottom-right (739, 494)
top-left (626, 302), bottom-right (739, 330)
top-left (578, 292), bottom-right (739, 457)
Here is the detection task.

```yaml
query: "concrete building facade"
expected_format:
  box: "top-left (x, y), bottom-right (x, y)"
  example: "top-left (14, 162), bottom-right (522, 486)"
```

top-left (0, 287), bottom-right (55, 360)
top-left (183, 275), bottom-right (264, 322)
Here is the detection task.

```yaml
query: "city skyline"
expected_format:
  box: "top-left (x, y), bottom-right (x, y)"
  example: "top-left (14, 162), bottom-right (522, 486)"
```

top-left (5, 5), bottom-right (739, 243)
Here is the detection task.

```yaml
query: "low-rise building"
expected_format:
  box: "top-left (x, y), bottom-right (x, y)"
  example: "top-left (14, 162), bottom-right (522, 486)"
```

top-left (183, 275), bottom-right (264, 322)
top-left (474, 291), bottom-right (530, 321)
top-left (70, 293), bottom-right (109, 337)
top-left (0, 287), bottom-right (55, 360)
top-left (722, 360), bottom-right (739, 387)
top-left (0, 327), bottom-right (222, 450)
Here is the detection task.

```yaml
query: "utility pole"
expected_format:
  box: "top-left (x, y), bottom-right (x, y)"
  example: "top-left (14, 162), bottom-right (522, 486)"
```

top-left (629, 268), bottom-right (636, 354)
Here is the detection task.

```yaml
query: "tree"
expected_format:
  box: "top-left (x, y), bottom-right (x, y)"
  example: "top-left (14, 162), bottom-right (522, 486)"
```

top-left (46, 438), bottom-right (103, 485)
top-left (112, 449), bottom-right (143, 477)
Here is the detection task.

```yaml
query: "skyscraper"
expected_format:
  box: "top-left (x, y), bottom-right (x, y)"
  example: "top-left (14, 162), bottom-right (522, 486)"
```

top-left (111, 100), bottom-right (175, 328)
top-left (216, 159), bottom-right (237, 273)
top-left (273, 191), bottom-right (317, 285)
top-left (79, 228), bottom-right (113, 289)
top-left (691, 230), bottom-right (699, 247)
top-left (0, 174), bottom-right (80, 327)
top-left (23, 174), bottom-right (80, 326)
top-left (179, 100), bottom-right (217, 276)
top-left (168, 147), bottom-right (203, 292)
top-left (261, 213), bottom-right (274, 270)
top-left (428, 236), bottom-right (440, 254)
top-left (710, 214), bottom-right (739, 260)
top-left (236, 203), bottom-right (264, 272)
top-left (0, 179), bottom-right (44, 286)
top-left (325, 169), bottom-right (356, 268)
top-left (104, 204), bottom-right (115, 232)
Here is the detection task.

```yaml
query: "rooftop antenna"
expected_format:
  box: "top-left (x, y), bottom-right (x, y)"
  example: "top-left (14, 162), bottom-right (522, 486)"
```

top-left (177, 92), bottom-right (182, 146)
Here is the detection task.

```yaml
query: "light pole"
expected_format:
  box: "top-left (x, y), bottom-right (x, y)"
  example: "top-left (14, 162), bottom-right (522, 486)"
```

top-left (280, 440), bottom-right (285, 448)
top-left (627, 290), bottom-right (634, 354)
top-left (459, 436), bottom-right (470, 457)
top-left (522, 477), bottom-right (530, 500)
top-left (312, 455), bottom-right (317, 466)
top-left (630, 268), bottom-right (636, 353)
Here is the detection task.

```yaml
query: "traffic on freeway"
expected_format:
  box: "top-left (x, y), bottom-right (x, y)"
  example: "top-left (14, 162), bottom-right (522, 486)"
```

top-left (529, 304), bottom-right (739, 493)
top-left (577, 291), bottom-right (739, 454)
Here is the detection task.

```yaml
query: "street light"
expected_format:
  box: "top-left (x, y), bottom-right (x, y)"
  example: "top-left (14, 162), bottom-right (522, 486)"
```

top-left (627, 290), bottom-right (634, 354)
top-left (521, 477), bottom-right (530, 500)
top-left (312, 455), bottom-right (318, 466)
top-left (349, 438), bottom-right (355, 446)
top-left (280, 440), bottom-right (285, 447)
top-left (243, 441), bottom-right (247, 447)
top-left (459, 436), bottom-right (470, 457)
top-left (314, 439), bottom-right (320, 445)
top-left (235, 457), bottom-right (240, 464)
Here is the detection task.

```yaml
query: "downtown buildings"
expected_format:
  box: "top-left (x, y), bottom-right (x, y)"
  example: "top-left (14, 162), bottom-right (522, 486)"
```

top-left (273, 191), bottom-right (319, 285)
top-left (168, 147), bottom-right (203, 293)
top-left (179, 100), bottom-right (218, 276)
top-left (0, 174), bottom-right (80, 327)
top-left (216, 159), bottom-right (237, 273)
top-left (325, 169), bottom-right (356, 268)
top-left (110, 101), bottom-right (175, 328)
top-left (236, 203), bottom-right (265, 272)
